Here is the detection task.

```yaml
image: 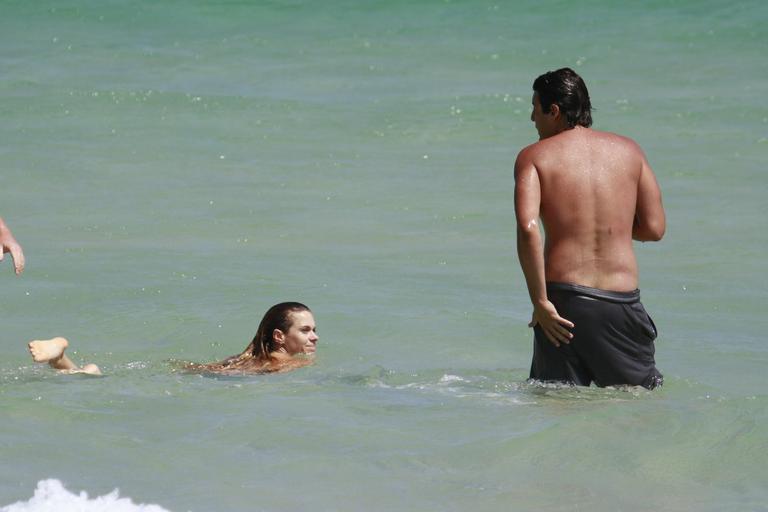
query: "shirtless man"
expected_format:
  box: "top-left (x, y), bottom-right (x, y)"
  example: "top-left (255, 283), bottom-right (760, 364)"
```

top-left (515, 68), bottom-right (666, 389)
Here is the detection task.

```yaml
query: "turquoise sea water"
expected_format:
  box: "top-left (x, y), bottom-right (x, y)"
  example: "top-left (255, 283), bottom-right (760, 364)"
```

top-left (2, 1), bottom-right (767, 510)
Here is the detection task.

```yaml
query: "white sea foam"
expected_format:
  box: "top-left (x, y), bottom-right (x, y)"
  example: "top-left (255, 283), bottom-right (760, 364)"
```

top-left (1, 479), bottom-right (172, 512)
top-left (439, 374), bottom-right (467, 383)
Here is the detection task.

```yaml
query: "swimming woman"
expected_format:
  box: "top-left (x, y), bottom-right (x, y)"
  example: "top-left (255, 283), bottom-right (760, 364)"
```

top-left (27, 302), bottom-right (319, 375)
top-left (191, 301), bottom-right (318, 374)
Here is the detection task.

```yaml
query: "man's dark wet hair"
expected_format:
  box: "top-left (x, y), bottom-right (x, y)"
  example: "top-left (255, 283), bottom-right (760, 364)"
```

top-left (533, 68), bottom-right (593, 128)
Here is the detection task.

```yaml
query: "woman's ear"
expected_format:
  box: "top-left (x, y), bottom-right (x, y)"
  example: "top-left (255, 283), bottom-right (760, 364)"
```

top-left (273, 329), bottom-right (285, 345)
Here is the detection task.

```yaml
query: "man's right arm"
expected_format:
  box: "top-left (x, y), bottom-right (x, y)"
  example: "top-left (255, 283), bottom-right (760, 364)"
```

top-left (514, 150), bottom-right (573, 347)
top-left (633, 148), bottom-right (666, 242)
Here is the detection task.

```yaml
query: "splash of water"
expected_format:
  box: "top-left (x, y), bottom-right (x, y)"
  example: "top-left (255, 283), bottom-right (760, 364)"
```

top-left (1, 479), bottom-right (173, 512)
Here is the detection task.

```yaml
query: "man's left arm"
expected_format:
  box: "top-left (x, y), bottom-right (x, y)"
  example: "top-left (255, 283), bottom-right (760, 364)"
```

top-left (633, 148), bottom-right (666, 242)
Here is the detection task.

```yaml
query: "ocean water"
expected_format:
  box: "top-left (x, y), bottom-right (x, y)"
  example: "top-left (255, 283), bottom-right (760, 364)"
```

top-left (1, 1), bottom-right (767, 511)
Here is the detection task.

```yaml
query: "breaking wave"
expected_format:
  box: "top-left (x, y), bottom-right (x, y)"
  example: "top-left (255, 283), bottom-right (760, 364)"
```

top-left (1, 479), bottom-right (173, 512)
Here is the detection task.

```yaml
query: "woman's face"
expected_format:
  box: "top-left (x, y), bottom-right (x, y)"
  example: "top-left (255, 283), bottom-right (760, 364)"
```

top-left (275, 310), bottom-right (318, 355)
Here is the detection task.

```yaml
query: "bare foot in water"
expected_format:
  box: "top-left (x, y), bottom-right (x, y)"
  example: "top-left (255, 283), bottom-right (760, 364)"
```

top-left (28, 337), bottom-right (69, 363)
top-left (27, 337), bottom-right (101, 375)
top-left (75, 363), bottom-right (102, 376)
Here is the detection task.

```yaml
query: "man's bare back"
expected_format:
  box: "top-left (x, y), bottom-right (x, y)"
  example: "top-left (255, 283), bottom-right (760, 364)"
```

top-left (517, 126), bottom-right (664, 292)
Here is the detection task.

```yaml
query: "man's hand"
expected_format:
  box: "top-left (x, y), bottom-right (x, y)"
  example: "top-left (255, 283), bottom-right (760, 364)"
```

top-left (528, 300), bottom-right (573, 347)
top-left (0, 218), bottom-right (25, 275)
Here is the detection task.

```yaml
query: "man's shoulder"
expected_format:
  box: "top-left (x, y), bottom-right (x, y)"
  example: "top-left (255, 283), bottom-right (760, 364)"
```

top-left (516, 128), bottom-right (643, 165)
top-left (514, 140), bottom-right (546, 179)
top-left (590, 128), bottom-right (641, 150)
top-left (515, 138), bottom-right (547, 162)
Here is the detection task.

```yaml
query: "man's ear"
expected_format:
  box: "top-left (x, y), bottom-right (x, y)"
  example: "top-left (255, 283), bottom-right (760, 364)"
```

top-left (549, 103), bottom-right (561, 118)
top-left (273, 329), bottom-right (285, 345)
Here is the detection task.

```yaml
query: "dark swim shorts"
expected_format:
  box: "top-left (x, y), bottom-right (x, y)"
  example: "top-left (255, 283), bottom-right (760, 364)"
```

top-left (529, 282), bottom-right (663, 389)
